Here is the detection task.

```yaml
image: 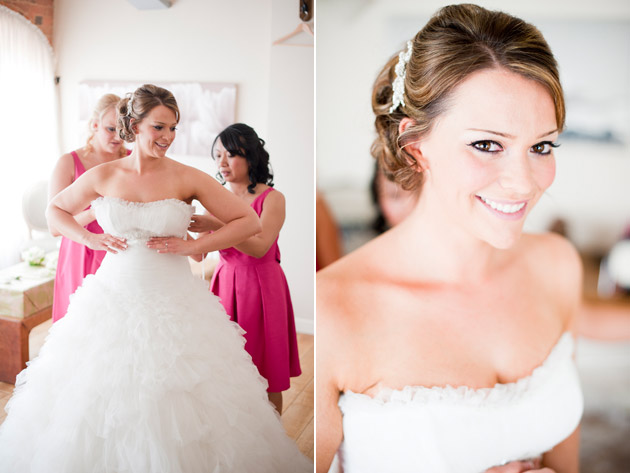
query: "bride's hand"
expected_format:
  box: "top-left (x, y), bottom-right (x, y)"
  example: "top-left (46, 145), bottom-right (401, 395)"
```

top-left (484, 458), bottom-right (551, 473)
top-left (85, 233), bottom-right (127, 253)
top-left (146, 237), bottom-right (196, 255)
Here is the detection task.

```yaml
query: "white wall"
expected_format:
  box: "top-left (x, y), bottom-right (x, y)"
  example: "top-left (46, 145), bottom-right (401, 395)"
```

top-left (317, 0), bottom-right (630, 253)
top-left (54, 0), bottom-right (271, 150)
top-left (267, 0), bottom-right (314, 333)
top-left (54, 0), bottom-right (313, 332)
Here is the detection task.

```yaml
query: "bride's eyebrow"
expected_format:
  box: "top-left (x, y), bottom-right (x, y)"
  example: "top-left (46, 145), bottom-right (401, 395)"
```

top-left (465, 128), bottom-right (559, 139)
top-left (536, 129), bottom-right (559, 139)
top-left (466, 128), bottom-right (514, 138)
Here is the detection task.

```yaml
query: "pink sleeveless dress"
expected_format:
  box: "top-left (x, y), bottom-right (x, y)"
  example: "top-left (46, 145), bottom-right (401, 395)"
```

top-left (210, 187), bottom-right (302, 392)
top-left (51, 151), bottom-right (107, 322)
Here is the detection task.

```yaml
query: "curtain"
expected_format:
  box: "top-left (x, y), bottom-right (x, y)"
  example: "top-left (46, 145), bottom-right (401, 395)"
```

top-left (0, 5), bottom-right (59, 268)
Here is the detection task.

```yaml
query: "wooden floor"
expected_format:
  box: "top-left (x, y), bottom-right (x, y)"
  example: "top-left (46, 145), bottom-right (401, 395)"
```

top-left (281, 332), bottom-right (315, 460)
top-left (0, 320), bottom-right (314, 461)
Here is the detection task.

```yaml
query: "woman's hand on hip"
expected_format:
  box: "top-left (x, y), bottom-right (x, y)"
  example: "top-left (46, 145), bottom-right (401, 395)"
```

top-left (146, 236), bottom-right (197, 255)
top-left (85, 233), bottom-right (127, 253)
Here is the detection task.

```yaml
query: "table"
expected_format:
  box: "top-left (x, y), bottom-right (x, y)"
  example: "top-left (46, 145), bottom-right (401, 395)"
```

top-left (0, 259), bottom-right (55, 384)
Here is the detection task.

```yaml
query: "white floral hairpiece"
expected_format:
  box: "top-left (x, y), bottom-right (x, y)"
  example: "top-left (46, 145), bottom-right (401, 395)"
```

top-left (389, 40), bottom-right (413, 114)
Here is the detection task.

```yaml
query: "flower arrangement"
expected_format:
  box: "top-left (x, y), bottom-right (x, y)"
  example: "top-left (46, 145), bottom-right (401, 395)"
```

top-left (21, 246), bottom-right (46, 266)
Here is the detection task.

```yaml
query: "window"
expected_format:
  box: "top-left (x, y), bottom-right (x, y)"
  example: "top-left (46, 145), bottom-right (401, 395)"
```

top-left (0, 6), bottom-right (59, 268)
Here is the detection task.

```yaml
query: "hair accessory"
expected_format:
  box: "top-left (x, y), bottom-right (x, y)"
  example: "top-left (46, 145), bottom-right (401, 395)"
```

top-left (389, 40), bottom-right (413, 113)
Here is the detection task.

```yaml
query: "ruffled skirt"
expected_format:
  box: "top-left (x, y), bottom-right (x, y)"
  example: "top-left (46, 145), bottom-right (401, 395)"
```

top-left (0, 245), bottom-right (312, 472)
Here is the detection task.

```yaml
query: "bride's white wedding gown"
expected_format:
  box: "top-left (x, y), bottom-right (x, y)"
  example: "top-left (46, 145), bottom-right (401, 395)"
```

top-left (0, 196), bottom-right (312, 473)
top-left (335, 332), bottom-right (583, 473)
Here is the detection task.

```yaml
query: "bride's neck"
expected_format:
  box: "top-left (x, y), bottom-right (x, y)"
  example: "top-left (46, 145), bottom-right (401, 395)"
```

top-left (384, 193), bottom-right (505, 285)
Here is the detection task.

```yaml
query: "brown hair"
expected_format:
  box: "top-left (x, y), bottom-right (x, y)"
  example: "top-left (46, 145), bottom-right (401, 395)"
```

top-left (372, 3), bottom-right (565, 191)
top-left (85, 94), bottom-right (126, 156)
top-left (117, 84), bottom-right (180, 143)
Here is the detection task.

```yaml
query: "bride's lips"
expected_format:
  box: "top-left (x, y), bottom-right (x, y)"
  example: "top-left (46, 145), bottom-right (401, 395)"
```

top-left (476, 195), bottom-right (528, 221)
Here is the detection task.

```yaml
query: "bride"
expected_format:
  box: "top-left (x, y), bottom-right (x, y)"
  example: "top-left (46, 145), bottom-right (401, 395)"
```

top-left (317, 5), bottom-right (582, 473)
top-left (0, 84), bottom-right (312, 473)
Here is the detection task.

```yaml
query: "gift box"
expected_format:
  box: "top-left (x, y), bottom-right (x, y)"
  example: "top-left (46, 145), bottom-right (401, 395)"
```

top-left (0, 254), bottom-right (56, 320)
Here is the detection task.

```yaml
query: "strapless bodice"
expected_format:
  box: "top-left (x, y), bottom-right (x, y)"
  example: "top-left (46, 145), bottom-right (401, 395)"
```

top-left (90, 197), bottom-right (196, 288)
top-left (92, 196), bottom-right (194, 241)
top-left (336, 332), bottom-right (583, 473)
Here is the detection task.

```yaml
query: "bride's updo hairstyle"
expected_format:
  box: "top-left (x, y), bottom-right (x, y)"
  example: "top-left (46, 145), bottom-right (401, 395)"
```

top-left (372, 3), bottom-right (565, 191)
top-left (212, 123), bottom-right (274, 194)
top-left (117, 84), bottom-right (180, 143)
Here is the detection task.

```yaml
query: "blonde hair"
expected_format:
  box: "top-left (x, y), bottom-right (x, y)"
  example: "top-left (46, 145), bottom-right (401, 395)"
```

top-left (117, 84), bottom-right (180, 143)
top-left (372, 3), bottom-right (565, 191)
top-left (85, 94), bottom-right (126, 156)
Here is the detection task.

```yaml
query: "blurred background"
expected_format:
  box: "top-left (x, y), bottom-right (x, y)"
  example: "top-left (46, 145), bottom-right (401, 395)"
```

top-left (317, 0), bottom-right (630, 471)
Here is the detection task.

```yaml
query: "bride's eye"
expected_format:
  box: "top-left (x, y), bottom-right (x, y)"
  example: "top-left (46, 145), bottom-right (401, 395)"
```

top-left (530, 141), bottom-right (559, 155)
top-left (468, 140), bottom-right (503, 153)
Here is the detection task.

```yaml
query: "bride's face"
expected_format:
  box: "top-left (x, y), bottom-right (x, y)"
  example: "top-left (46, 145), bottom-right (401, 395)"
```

top-left (415, 68), bottom-right (558, 249)
top-left (134, 105), bottom-right (178, 157)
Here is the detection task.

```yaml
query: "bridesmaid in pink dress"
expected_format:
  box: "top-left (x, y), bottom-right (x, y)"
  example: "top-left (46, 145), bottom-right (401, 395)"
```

top-left (48, 94), bottom-right (128, 322)
top-left (189, 123), bottom-right (301, 414)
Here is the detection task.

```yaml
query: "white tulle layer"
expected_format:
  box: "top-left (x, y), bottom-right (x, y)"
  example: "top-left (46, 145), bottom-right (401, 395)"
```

top-left (0, 245), bottom-right (312, 473)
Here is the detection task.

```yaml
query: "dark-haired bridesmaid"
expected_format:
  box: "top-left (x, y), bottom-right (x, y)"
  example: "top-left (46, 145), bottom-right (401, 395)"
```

top-left (189, 123), bottom-right (301, 414)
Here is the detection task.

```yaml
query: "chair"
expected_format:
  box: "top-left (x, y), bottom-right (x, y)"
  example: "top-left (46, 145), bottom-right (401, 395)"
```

top-left (21, 180), bottom-right (59, 253)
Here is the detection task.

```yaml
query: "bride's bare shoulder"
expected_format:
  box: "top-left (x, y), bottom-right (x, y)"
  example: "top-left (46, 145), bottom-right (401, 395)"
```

top-left (520, 232), bottom-right (583, 326)
top-left (317, 241), bottom-right (387, 339)
top-left (520, 232), bottom-right (581, 276)
top-left (318, 243), bottom-right (380, 302)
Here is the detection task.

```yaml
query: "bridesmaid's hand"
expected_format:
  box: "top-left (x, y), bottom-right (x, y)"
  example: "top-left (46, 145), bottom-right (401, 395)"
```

top-left (146, 237), bottom-right (196, 256)
top-left (188, 214), bottom-right (213, 233)
top-left (85, 233), bottom-right (127, 253)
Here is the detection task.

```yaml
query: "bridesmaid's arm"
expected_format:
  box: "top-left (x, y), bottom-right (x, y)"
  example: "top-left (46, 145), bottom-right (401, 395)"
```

top-left (48, 152), bottom-right (96, 235)
top-left (188, 212), bottom-right (225, 233)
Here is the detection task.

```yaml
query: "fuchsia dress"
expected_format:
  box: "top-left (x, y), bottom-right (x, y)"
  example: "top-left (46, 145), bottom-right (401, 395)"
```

top-left (211, 187), bottom-right (301, 392)
top-left (51, 151), bottom-right (107, 322)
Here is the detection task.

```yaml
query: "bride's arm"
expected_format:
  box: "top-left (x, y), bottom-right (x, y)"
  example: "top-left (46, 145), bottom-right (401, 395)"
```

top-left (540, 427), bottom-right (579, 473)
top-left (540, 234), bottom-right (583, 473)
top-left (46, 166), bottom-right (127, 253)
top-left (149, 169), bottom-right (260, 256)
top-left (188, 190), bottom-right (285, 259)
top-left (317, 274), bottom-right (346, 473)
